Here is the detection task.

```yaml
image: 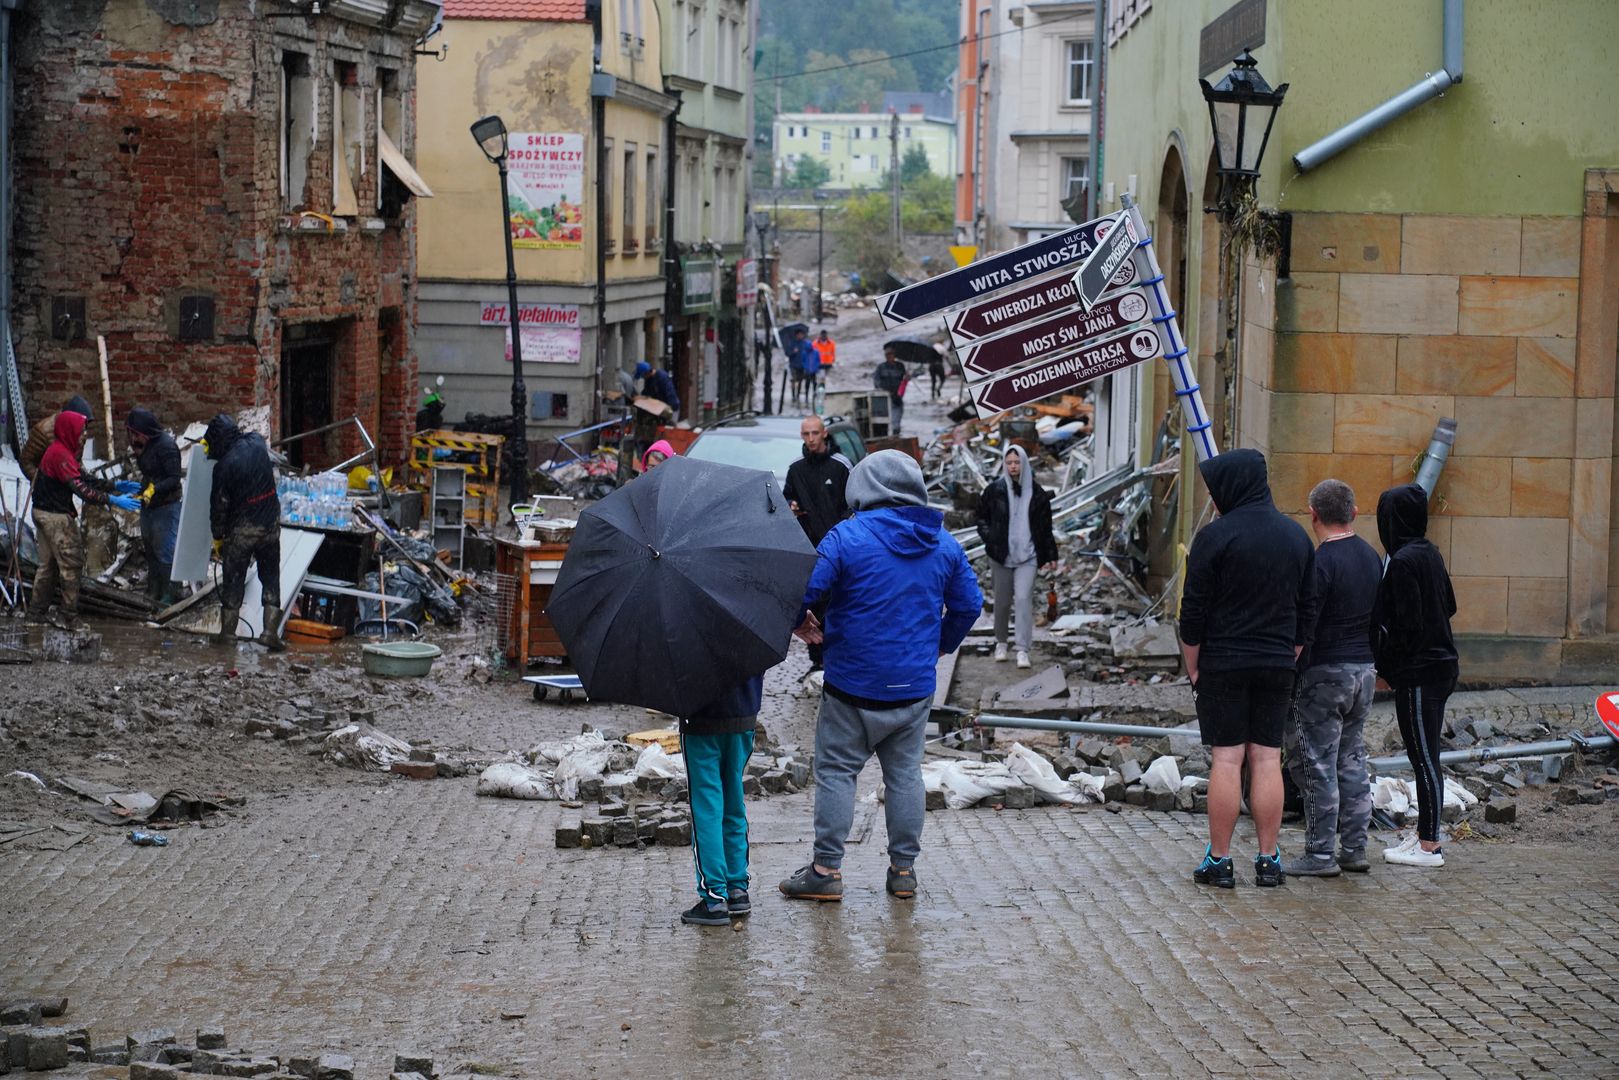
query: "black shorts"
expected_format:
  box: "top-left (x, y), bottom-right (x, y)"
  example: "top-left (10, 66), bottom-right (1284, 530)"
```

top-left (1193, 667), bottom-right (1296, 748)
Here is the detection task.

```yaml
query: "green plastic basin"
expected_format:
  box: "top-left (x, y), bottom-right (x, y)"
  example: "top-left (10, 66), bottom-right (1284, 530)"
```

top-left (361, 640), bottom-right (442, 678)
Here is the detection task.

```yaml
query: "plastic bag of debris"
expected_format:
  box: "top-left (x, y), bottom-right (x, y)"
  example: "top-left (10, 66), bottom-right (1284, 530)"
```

top-left (553, 733), bottom-right (617, 800)
top-left (633, 743), bottom-right (685, 781)
top-left (323, 723), bottom-right (413, 770)
top-left (1006, 743), bottom-right (1103, 804)
top-left (476, 762), bottom-right (556, 800)
top-left (1142, 756), bottom-right (1182, 795)
top-left (1372, 775), bottom-right (1478, 815)
top-left (922, 760), bottom-right (1020, 810)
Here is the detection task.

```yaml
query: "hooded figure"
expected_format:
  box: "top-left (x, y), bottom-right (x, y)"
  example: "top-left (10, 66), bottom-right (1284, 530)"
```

top-left (19, 395), bottom-right (93, 481)
top-left (27, 410), bottom-right (130, 627)
top-left (780, 449), bottom-right (983, 904)
top-left (975, 444), bottom-right (1058, 666)
top-left (204, 413), bottom-right (284, 651)
top-left (641, 438), bottom-right (677, 472)
top-left (126, 408), bottom-right (184, 605)
top-left (638, 363), bottom-right (681, 416)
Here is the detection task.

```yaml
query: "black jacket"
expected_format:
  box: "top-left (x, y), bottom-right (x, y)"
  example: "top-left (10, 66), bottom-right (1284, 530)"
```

top-left (1297, 533), bottom-right (1382, 670)
top-left (873, 359), bottom-right (906, 398)
top-left (678, 675), bottom-right (764, 736)
top-left (1371, 484), bottom-right (1459, 689)
top-left (205, 413), bottom-right (279, 540)
top-left (1179, 449), bottom-right (1315, 673)
top-left (127, 408), bottom-right (182, 509)
top-left (783, 445), bottom-right (850, 547)
top-left (975, 477), bottom-right (1058, 566)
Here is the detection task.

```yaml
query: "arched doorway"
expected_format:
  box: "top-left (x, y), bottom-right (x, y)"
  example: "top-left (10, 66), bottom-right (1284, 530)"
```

top-left (1144, 143), bottom-right (1190, 589)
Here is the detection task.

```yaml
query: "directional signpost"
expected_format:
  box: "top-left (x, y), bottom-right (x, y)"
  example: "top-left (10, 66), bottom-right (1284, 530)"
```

top-left (1072, 211), bottom-right (1137, 311)
top-left (957, 287), bottom-right (1151, 381)
top-left (946, 257), bottom-right (1137, 346)
top-left (970, 324), bottom-right (1163, 413)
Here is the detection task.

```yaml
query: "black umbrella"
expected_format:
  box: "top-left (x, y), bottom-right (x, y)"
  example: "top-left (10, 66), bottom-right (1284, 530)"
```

top-left (884, 335), bottom-right (937, 366)
top-left (778, 321), bottom-right (809, 354)
top-left (546, 456), bottom-right (819, 717)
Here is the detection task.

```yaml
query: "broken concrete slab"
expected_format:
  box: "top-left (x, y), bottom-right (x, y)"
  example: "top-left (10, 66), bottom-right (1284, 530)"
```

top-left (1484, 798), bottom-right (1517, 824)
top-left (1108, 621), bottom-right (1180, 659)
top-left (993, 665), bottom-right (1067, 704)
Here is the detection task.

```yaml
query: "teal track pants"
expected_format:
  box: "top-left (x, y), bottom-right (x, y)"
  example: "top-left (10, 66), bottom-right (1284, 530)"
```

top-left (681, 730), bottom-right (754, 903)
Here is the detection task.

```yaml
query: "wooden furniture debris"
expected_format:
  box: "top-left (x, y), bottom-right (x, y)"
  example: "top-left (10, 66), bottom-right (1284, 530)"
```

top-left (409, 430), bottom-right (503, 528)
top-left (496, 537), bottom-right (569, 666)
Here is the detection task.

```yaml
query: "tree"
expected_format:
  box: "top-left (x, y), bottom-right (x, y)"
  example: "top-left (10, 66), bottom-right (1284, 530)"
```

top-left (836, 191), bottom-right (901, 285)
top-left (900, 143), bottom-right (933, 184)
top-left (788, 155), bottom-right (832, 189)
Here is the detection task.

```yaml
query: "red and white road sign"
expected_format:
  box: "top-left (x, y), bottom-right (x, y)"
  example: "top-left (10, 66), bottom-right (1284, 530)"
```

top-left (1596, 692), bottom-right (1619, 739)
top-left (957, 287), bottom-right (1151, 382)
top-left (969, 323), bottom-right (1162, 414)
top-left (946, 257), bottom-right (1139, 346)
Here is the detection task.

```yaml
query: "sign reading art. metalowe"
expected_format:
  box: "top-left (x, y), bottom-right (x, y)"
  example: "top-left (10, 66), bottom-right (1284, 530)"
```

top-left (480, 302), bottom-right (582, 365)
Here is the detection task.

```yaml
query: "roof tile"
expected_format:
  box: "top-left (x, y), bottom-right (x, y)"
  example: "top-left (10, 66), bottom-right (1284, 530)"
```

top-left (444, 0), bottom-right (587, 21)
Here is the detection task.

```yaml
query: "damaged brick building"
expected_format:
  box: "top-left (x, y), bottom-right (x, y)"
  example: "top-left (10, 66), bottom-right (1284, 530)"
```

top-left (8, 0), bottom-right (439, 467)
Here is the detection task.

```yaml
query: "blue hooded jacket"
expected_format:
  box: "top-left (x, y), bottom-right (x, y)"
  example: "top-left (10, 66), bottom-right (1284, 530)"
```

top-left (800, 451), bottom-right (982, 703)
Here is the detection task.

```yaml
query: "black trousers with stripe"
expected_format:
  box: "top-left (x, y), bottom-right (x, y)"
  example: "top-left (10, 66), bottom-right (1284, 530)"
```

top-left (1394, 678), bottom-right (1455, 843)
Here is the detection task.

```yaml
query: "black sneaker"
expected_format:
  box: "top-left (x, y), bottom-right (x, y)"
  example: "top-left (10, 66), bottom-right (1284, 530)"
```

top-left (1254, 849), bottom-right (1286, 888)
top-left (778, 864), bottom-right (843, 902)
top-left (886, 866), bottom-right (918, 899)
top-left (680, 899), bottom-right (731, 926)
top-left (1193, 846), bottom-right (1235, 889)
top-left (728, 889), bottom-right (751, 916)
top-left (1337, 849), bottom-right (1371, 873)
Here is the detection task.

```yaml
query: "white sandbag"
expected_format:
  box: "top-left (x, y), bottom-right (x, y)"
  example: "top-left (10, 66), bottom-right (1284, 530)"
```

top-left (1006, 743), bottom-right (1102, 804)
top-left (476, 762), bottom-right (556, 800)
top-left (937, 760), bottom-right (1019, 810)
top-left (1371, 776), bottom-right (1413, 814)
top-left (633, 742), bottom-right (686, 780)
top-left (322, 723), bottom-right (413, 771)
top-left (528, 729), bottom-right (612, 766)
top-left (1443, 776), bottom-right (1478, 809)
top-left (1142, 756), bottom-right (1183, 795)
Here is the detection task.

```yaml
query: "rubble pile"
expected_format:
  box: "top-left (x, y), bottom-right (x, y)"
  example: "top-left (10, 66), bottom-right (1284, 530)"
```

top-left (917, 733), bottom-right (1209, 814)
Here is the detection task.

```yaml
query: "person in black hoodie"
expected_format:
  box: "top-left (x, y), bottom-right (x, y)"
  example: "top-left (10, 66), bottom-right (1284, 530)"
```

top-left (782, 415), bottom-right (850, 673)
top-left (125, 408), bottom-right (184, 606)
top-left (1179, 449), bottom-right (1314, 888)
top-left (1372, 483), bottom-right (1458, 869)
top-left (205, 413), bottom-right (284, 651)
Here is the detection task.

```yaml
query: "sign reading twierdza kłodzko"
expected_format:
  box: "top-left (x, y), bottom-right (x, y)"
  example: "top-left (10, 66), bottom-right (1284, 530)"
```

top-left (946, 256), bottom-right (1138, 346)
top-left (957, 287), bottom-right (1151, 381)
top-left (970, 324), bottom-right (1163, 413)
top-left (874, 213), bottom-right (1126, 327)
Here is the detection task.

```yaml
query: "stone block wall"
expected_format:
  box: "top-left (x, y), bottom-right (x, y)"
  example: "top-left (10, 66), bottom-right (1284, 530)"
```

top-left (1268, 211), bottom-right (1591, 639)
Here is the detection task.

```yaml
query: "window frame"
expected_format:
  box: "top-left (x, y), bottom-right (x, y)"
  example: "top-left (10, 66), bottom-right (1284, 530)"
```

top-left (1065, 39), bottom-right (1094, 106)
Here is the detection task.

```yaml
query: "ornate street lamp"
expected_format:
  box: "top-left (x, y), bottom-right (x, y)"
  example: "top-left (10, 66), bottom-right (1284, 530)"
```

top-left (1199, 49), bottom-right (1288, 210)
top-left (469, 114), bottom-right (528, 510)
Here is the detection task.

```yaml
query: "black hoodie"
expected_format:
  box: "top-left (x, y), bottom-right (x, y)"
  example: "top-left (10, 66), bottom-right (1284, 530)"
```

top-left (783, 443), bottom-right (850, 546)
top-left (1179, 449), bottom-right (1315, 673)
top-left (205, 413), bottom-right (279, 540)
top-left (127, 408), bottom-right (183, 509)
top-left (1371, 484), bottom-right (1459, 689)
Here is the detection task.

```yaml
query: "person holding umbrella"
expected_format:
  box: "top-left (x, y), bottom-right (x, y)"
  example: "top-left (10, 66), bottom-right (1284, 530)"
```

top-left (873, 346), bottom-right (907, 435)
top-left (780, 450), bottom-right (983, 903)
top-left (677, 672), bottom-right (765, 926)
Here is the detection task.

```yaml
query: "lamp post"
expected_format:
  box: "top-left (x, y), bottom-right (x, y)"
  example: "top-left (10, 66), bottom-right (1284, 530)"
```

top-left (752, 210), bottom-right (775, 414)
top-left (1199, 49), bottom-right (1289, 211)
top-left (470, 114), bottom-right (529, 511)
top-left (813, 191), bottom-right (829, 323)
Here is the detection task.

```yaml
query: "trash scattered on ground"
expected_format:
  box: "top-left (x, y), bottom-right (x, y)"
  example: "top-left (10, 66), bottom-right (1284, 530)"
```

top-left (127, 830), bottom-right (169, 847)
top-left (323, 723), bottom-right (414, 770)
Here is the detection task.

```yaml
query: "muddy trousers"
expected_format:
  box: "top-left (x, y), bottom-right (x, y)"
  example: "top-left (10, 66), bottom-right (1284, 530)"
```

top-left (682, 730), bottom-right (754, 904)
top-left (992, 561), bottom-right (1037, 654)
top-left (1285, 663), bottom-right (1375, 859)
top-left (219, 523), bottom-right (281, 612)
top-left (813, 691), bottom-right (929, 871)
top-left (1395, 678), bottom-right (1455, 844)
top-left (29, 510), bottom-right (84, 617)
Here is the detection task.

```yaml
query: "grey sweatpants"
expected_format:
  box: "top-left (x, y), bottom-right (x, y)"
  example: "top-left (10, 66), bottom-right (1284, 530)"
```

top-left (813, 691), bottom-right (930, 870)
top-left (1285, 662), bottom-right (1375, 859)
top-left (992, 560), bottom-right (1037, 653)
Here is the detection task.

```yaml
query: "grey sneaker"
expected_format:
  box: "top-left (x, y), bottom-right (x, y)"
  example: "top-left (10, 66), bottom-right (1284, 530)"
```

top-left (1337, 849), bottom-right (1371, 873)
top-left (1282, 854), bottom-right (1342, 878)
top-left (886, 866), bottom-right (918, 899)
top-left (778, 865), bottom-right (843, 902)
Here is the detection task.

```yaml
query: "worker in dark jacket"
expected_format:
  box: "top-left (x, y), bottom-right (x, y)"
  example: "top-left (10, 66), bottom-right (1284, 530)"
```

top-left (635, 361), bottom-right (681, 419)
top-left (1372, 483), bottom-right (1459, 870)
top-left (125, 408), bottom-right (184, 606)
top-left (27, 410), bottom-right (140, 628)
top-left (873, 348), bottom-right (907, 435)
top-left (975, 444), bottom-right (1058, 668)
top-left (783, 414), bottom-right (850, 672)
top-left (19, 395), bottom-right (94, 481)
top-left (1179, 449), bottom-right (1314, 889)
top-left (677, 674), bottom-right (765, 927)
top-left (205, 413), bottom-right (283, 651)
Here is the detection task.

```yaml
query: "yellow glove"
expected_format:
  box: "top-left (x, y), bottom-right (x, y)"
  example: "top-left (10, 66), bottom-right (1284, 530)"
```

top-left (140, 483), bottom-right (155, 506)
top-left (211, 539), bottom-right (223, 560)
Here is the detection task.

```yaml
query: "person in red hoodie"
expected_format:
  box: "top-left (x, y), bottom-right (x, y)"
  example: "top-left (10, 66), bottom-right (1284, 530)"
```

top-left (28, 411), bottom-right (140, 628)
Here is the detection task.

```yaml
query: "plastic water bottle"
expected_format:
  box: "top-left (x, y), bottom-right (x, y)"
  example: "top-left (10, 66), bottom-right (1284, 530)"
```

top-left (129, 830), bottom-right (169, 847)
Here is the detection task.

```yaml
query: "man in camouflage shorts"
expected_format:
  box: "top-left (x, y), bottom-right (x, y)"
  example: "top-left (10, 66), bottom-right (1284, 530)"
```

top-left (1285, 479), bottom-right (1384, 876)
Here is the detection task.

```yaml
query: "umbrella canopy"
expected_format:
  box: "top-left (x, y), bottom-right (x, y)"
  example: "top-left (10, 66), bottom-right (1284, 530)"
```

top-left (777, 321), bottom-right (809, 354)
top-left (547, 456), bottom-right (819, 717)
top-left (884, 336), bottom-right (936, 366)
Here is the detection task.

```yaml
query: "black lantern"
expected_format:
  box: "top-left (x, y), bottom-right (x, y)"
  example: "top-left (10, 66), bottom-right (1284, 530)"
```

top-left (468, 113), bottom-right (528, 509)
top-left (1200, 49), bottom-right (1288, 207)
top-left (470, 114), bottom-right (509, 164)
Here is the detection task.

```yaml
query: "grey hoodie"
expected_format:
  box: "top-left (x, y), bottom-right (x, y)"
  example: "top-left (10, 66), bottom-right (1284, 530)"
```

top-left (846, 449), bottom-right (928, 510)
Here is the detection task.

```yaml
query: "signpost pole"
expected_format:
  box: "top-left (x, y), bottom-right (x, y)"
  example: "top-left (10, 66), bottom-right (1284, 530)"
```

top-left (1120, 194), bottom-right (1218, 462)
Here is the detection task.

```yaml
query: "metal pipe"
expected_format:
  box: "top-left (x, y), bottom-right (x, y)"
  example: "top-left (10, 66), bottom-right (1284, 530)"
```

top-left (971, 713), bottom-right (1201, 742)
top-left (1413, 416), bottom-right (1456, 494)
top-left (1368, 733), bottom-right (1616, 773)
top-left (1293, 0), bottom-right (1463, 173)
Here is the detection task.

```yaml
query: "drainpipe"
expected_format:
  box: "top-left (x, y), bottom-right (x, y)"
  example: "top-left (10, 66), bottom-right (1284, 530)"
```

top-left (589, 1), bottom-right (610, 426)
top-left (1414, 416), bottom-right (1456, 495)
top-left (1293, 0), bottom-right (1464, 173)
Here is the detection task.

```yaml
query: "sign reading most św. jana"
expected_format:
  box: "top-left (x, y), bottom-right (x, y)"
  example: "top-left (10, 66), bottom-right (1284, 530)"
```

top-left (970, 324), bottom-right (1163, 413)
top-left (957, 287), bottom-right (1151, 381)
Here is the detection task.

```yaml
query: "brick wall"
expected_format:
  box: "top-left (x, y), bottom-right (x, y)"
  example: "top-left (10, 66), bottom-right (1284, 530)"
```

top-left (10, 1), bottom-right (421, 466)
top-left (1269, 212), bottom-right (1587, 638)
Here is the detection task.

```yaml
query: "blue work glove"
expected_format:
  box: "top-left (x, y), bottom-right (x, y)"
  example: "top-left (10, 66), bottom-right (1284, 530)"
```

top-left (109, 494), bottom-right (141, 512)
top-left (113, 479), bottom-right (142, 495)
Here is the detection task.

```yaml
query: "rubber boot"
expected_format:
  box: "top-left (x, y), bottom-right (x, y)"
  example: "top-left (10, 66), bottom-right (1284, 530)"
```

top-left (215, 605), bottom-right (240, 645)
top-left (148, 562), bottom-right (173, 608)
top-left (260, 606), bottom-right (287, 652)
top-left (24, 593), bottom-right (50, 626)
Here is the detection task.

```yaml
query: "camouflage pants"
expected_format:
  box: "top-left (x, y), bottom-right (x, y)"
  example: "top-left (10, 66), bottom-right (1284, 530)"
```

top-left (29, 510), bottom-right (84, 616)
top-left (1285, 663), bottom-right (1375, 859)
top-left (219, 522), bottom-right (280, 611)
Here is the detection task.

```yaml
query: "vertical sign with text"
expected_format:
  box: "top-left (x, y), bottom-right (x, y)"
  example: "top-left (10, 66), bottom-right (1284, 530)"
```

top-left (507, 133), bottom-right (585, 250)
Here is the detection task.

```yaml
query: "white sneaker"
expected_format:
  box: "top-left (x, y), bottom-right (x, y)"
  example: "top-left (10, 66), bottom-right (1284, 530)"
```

top-left (993, 644), bottom-right (1009, 662)
top-left (1015, 650), bottom-right (1031, 669)
top-left (1387, 832), bottom-right (1419, 854)
top-left (1384, 844), bottom-right (1444, 867)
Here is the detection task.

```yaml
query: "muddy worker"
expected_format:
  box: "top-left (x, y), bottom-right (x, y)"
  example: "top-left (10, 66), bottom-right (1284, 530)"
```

top-left (125, 408), bottom-right (183, 607)
top-left (782, 415), bottom-right (850, 674)
top-left (873, 347), bottom-right (907, 435)
top-left (19, 395), bottom-right (94, 481)
top-left (27, 410), bottom-right (140, 628)
top-left (976, 444), bottom-right (1058, 670)
top-left (204, 413), bottom-right (284, 652)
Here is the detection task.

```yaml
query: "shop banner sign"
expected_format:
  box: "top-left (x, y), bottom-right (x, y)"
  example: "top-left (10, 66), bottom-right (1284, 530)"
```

top-left (480, 302), bottom-right (582, 365)
top-left (508, 133), bottom-right (585, 250)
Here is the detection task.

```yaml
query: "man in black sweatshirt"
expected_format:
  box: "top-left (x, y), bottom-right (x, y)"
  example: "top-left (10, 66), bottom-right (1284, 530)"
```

top-left (1179, 449), bottom-right (1314, 888)
top-left (1284, 479), bottom-right (1384, 878)
top-left (1372, 483), bottom-right (1458, 869)
top-left (783, 415), bottom-right (850, 673)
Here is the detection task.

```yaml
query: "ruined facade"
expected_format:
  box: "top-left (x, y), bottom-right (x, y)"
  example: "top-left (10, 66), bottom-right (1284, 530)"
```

top-left (10, 0), bottom-right (439, 467)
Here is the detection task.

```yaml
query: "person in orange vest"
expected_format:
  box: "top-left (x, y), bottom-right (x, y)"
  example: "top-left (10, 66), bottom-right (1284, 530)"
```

top-left (812, 329), bottom-right (836, 372)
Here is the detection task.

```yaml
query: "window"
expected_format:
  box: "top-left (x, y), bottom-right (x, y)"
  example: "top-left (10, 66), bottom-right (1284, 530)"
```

top-left (280, 52), bottom-right (315, 209)
top-left (869, 154), bottom-right (878, 171)
top-left (645, 147), bottom-right (659, 247)
top-left (623, 142), bottom-right (637, 251)
top-left (1066, 40), bottom-right (1094, 104)
top-left (870, 126), bottom-right (879, 140)
top-left (332, 61), bottom-right (363, 216)
top-left (376, 68), bottom-right (400, 212)
top-left (722, 166), bottom-right (737, 241)
top-left (1062, 156), bottom-right (1089, 203)
top-left (685, 0), bottom-right (703, 75)
top-left (821, 131), bottom-right (831, 153)
top-left (603, 137), bottom-right (615, 253)
top-left (904, 126), bottom-right (912, 139)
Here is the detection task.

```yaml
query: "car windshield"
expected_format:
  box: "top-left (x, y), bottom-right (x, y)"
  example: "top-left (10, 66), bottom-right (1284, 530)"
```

top-left (684, 428), bottom-right (802, 484)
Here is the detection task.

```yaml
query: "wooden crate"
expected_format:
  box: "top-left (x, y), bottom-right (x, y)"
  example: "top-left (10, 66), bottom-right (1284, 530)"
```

top-left (496, 538), bottom-right (571, 666)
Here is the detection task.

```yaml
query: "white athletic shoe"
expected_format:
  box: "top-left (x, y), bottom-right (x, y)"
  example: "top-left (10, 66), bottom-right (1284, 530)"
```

top-left (1384, 844), bottom-right (1444, 867)
top-left (1015, 650), bottom-right (1031, 669)
top-left (993, 644), bottom-right (1009, 662)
